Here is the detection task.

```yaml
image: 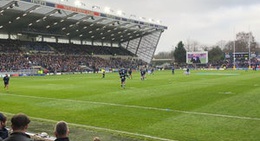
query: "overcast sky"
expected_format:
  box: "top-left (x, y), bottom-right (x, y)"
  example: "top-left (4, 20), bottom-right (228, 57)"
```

top-left (50, 0), bottom-right (260, 54)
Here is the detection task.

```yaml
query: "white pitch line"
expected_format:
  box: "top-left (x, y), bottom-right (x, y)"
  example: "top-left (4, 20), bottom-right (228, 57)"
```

top-left (2, 111), bottom-right (177, 141)
top-left (1, 93), bottom-right (260, 122)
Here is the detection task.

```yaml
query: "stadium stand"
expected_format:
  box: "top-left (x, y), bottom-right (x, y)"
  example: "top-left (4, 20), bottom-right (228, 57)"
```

top-left (0, 0), bottom-right (167, 65)
top-left (0, 0), bottom-right (167, 76)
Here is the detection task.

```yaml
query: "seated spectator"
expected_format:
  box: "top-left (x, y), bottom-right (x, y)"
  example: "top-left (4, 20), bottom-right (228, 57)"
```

top-left (4, 113), bottom-right (32, 141)
top-left (54, 121), bottom-right (69, 141)
top-left (0, 113), bottom-right (8, 140)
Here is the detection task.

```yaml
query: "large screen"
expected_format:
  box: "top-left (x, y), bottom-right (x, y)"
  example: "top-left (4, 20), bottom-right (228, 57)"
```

top-left (186, 51), bottom-right (208, 64)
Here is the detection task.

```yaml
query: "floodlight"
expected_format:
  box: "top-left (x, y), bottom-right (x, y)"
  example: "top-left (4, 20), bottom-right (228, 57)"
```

top-left (117, 10), bottom-right (123, 16)
top-left (129, 14), bottom-right (136, 19)
top-left (149, 18), bottom-right (154, 22)
top-left (92, 6), bottom-right (100, 10)
top-left (74, 1), bottom-right (81, 7)
top-left (104, 7), bottom-right (111, 13)
top-left (139, 17), bottom-right (146, 20)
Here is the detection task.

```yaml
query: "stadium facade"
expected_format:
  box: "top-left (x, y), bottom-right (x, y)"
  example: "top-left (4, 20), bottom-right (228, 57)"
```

top-left (0, 0), bottom-right (167, 63)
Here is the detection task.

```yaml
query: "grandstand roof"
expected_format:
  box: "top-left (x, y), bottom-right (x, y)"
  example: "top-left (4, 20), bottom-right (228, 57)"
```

top-left (0, 0), bottom-right (167, 63)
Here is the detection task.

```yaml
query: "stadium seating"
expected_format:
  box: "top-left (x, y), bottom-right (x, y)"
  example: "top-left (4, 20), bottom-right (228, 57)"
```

top-left (0, 39), bottom-right (146, 74)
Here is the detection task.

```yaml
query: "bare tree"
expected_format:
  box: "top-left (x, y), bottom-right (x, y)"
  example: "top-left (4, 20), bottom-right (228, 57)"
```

top-left (185, 39), bottom-right (200, 51)
top-left (216, 40), bottom-right (227, 50)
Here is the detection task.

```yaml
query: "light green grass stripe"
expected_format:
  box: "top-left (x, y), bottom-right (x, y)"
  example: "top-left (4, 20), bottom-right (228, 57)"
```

top-left (1, 93), bottom-right (260, 121)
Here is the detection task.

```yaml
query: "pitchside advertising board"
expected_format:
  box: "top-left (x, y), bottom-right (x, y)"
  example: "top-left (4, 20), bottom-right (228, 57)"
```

top-left (186, 51), bottom-right (208, 64)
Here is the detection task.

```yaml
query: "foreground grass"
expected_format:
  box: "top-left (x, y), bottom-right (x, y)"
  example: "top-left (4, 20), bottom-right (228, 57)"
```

top-left (0, 69), bottom-right (260, 141)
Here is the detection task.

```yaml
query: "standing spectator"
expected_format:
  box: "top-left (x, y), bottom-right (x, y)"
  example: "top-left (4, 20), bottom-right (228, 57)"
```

top-left (4, 113), bottom-right (32, 141)
top-left (54, 121), bottom-right (69, 141)
top-left (0, 113), bottom-right (8, 140)
top-left (3, 74), bottom-right (9, 91)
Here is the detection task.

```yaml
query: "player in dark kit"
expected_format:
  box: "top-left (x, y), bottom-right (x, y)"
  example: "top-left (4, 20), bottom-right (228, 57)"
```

top-left (140, 68), bottom-right (146, 80)
top-left (171, 66), bottom-right (175, 74)
top-left (119, 68), bottom-right (128, 88)
top-left (128, 68), bottom-right (132, 79)
top-left (3, 74), bottom-right (9, 91)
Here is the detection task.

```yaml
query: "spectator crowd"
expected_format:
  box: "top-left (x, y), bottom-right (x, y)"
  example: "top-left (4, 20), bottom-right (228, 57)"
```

top-left (0, 39), bottom-right (146, 73)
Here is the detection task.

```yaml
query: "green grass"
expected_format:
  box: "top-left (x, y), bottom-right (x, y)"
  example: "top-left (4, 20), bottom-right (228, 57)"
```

top-left (0, 69), bottom-right (260, 141)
